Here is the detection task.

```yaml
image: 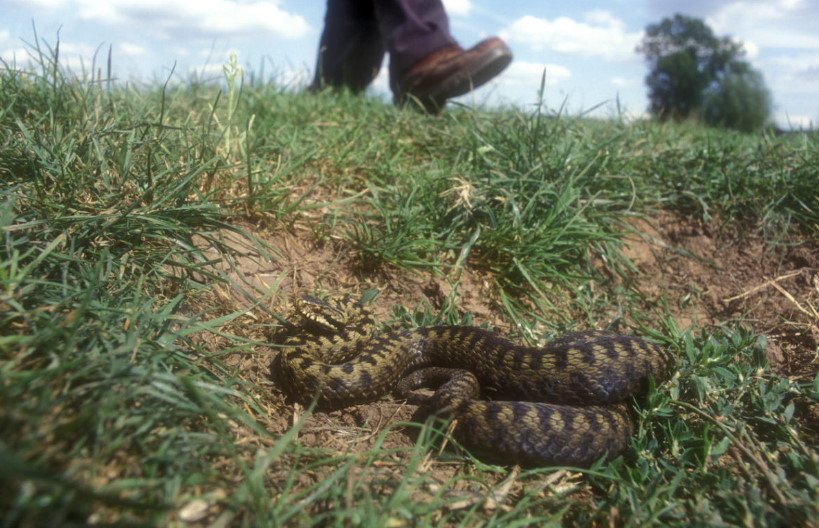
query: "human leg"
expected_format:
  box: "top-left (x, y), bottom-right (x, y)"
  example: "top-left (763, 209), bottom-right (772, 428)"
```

top-left (373, 0), bottom-right (457, 88)
top-left (309, 0), bottom-right (386, 92)
top-left (374, 0), bottom-right (512, 112)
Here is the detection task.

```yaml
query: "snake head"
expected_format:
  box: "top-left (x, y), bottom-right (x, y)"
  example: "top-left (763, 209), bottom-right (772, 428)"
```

top-left (293, 294), bottom-right (353, 333)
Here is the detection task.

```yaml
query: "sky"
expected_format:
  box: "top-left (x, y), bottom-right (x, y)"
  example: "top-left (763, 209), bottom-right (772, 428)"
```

top-left (1, 0), bottom-right (817, 128)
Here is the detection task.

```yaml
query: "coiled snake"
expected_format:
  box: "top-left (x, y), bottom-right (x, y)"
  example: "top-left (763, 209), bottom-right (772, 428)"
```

top-left (274, 294), bottom-right (673, 466)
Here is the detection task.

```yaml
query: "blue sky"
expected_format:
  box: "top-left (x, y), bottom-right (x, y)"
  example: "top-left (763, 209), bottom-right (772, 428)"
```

top-left (1, 0), bottom-right (817, 128)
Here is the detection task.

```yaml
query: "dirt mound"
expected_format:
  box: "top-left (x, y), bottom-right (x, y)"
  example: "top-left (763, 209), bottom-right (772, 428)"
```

top-left (194, 210), bottom-right (817, 474)
top-left (622, 212), bottom-right (818, 379)
top-left (209, 211), bottom-right (817, 380)
top-left (180, 209), bottom-right (819, 521)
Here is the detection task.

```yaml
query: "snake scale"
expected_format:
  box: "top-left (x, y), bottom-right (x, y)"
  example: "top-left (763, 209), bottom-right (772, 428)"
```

top-left (274, 294), bottom-right (674, 466)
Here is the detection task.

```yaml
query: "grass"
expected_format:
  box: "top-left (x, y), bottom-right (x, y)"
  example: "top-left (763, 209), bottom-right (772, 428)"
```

top-left (1, 43), bottom-right (817, 526)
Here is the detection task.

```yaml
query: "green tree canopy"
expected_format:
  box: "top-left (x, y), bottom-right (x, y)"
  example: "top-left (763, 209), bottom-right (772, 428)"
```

top-left (637, 13), bottom-right (772, 130)
top-left (702, 65), bottom-right (772, 132)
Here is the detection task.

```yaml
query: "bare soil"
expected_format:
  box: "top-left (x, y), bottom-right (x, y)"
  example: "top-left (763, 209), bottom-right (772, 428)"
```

top-left (210, 210), bottom-right (817, 381)
top-left (621, 212), bottom-right (818, 379)
top-left (191, 210), bottom-right (818, 514)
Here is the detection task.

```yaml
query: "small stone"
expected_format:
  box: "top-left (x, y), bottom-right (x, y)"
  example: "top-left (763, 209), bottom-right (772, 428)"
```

top-left (179, 499), bottom-right (209, 522)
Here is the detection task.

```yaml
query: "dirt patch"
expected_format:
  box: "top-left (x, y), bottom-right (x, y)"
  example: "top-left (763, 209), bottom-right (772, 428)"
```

top-left (188, 209), bottom-right (817, 514)
top-left (622, 212), bottom-right (818, 379)
top-left (196, 209), bottom-right (818, 409)
top-left (203, 211), bottom-right (817, 382)
top-left (190, 220), bottom-right (508, 462)
top-left (195, 220), bottom-right (507, 330)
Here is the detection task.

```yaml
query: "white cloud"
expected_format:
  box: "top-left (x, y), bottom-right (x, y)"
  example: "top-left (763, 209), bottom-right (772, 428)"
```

top-left (190, 48), bottom-right (242, 73)
top-left (775, 113), bottom-right (815, 129)
top-left (500, 12), bottom-right (642, 62)
top-left (584, 9), bottom-right (622, 27)
top-left (3, 40), bottom-right (102, 72)
top-left (769, 54), bottom-right (819, 84)
top-left (442, 0), bottom-right (472, 17)
top-left (2, 40), bottom-right (112, 71)
top-left (189, 49), bottom-right (311, 88)
top-left (794, 62), bottom-right (819, 82)
top-left (649, 0), bottom-right (811, 19)
top-left (742, 40), bottom-right (760, 59)
top-left (1, 30), bottom-right (23, 63)
top-left (3, 0), bottom-right (67, 7)
top-left (120, 42), bottom-right (146, 57)
top-left (702, 0), bottom-right (819, 127)
top-left (191, 62), bottom-right (225, 78)
top-left (497, 61), bottom-right (572, 87)
top-left (1, 47), bottom-right (28, 64)
top-left (781, 0), bottom-right (804, 8)
top-left (707, 1), bottom-right (819, 50)
top-left (362, 60), bottom-right (571, 106)
top-left (76, 0), bottom-right (311, 40)
top-left (274, 65), bottom-right (311, 88)
top-left (55, 41), bottom-right (100, 71)
top-left (610, 76), bottom-right (630, 87)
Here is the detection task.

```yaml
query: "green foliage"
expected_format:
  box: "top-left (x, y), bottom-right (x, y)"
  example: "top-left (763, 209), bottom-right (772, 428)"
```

top-left (703, 66), bottom-right (773, 132)
top-left (645, 50), bottom-right (707, 119)
top-left (1, 37), bottom-right (258, 525)
top-left (586, 327), bottom-right (817, 526)
top-left (638, 14), bottom-right (744, 78)
top-left (638, 13), bottom-right (772, 131)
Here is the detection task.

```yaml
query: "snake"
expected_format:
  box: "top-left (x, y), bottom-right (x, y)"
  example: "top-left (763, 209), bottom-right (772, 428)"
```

top-left (273, 294), bottom-right (674, 466)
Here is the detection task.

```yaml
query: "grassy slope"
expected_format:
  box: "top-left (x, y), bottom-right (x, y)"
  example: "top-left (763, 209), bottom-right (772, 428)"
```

top-left (1, 52), bottom-right (817, 526)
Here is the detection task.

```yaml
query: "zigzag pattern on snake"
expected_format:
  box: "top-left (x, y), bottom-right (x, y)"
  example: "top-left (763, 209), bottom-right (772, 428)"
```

top-left (273, 294), bottom-right (674, 466)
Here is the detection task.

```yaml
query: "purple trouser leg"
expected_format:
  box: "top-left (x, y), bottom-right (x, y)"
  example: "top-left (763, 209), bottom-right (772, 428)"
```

top-left (309, 0), bottom-right (457, 94)
top-left (373, 0), bottom-right (457, 92)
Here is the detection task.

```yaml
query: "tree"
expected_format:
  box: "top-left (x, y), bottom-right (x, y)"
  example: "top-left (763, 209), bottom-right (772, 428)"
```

top-left (645, 50), bottom-right (707, 119)
top-left (702, 65), bottom-right (772, 132)
top-left (637, 14), bottom-right (772, 130)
